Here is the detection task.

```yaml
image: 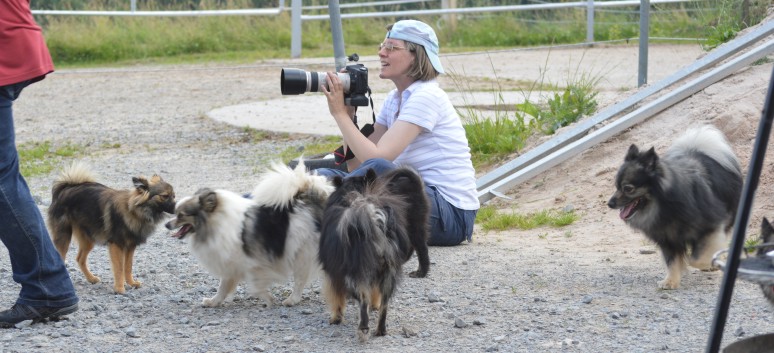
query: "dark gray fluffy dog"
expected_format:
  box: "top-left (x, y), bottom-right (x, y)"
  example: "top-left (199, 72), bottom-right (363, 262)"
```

top-left (319, 167), bottom-right (429, 341)
top-left (608, 125), bottom-right (742, 289)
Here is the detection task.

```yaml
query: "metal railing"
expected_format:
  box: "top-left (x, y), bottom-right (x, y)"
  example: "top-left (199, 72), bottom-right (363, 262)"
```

top-left (290, 0), bottom-right (695, 59)
top-left (32, 0), bottom-right (699, 85)
top-left (33, 1), bottom-right (696, 55)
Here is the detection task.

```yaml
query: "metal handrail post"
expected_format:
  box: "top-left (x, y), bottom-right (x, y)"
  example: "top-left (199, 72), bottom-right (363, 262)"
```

top-left (291, 0), bottom-right (302, 58)
top-left (638, 0), bottom-right (649, 87)
top-left (328, 0), bottom-right (347, 71)
top-left (586, 0), bottom-right (594, 44)
top-left (706, 65), bottom-right (774, 353)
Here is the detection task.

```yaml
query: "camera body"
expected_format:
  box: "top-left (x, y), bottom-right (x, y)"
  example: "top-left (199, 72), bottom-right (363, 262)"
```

top-left (281, 63), bottom-right (369, 106)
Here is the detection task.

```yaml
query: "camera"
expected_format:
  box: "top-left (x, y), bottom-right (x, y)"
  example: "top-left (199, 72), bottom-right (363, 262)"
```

top-left (281, 62), bottom-right (369, 106)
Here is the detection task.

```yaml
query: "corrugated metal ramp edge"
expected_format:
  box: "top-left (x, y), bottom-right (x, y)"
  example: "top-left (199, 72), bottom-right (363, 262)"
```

top-left (476, 21), bottom-right (774, 204)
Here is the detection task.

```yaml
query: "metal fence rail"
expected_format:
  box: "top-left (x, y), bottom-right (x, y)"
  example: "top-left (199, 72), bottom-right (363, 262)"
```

top-left (33, 0), bottom-right (698, 59)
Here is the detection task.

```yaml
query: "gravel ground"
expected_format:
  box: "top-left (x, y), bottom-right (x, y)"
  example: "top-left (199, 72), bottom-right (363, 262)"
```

top-left (2, 43), bottom-right (774, 353)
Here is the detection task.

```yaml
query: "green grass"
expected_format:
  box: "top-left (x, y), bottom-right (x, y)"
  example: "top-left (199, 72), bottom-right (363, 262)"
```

top-left (34, 0), bottom-right (769, 67)
top-left (453, 51), bottom-right (603, 170)
top-left (517, 67), bottom-right (601, 135)
top-left (475, 205), bottom-right (578, 232)
top-left (451, 64), bottom-right (534, 170)
top-left (17, 141), bottom-right (85, 178)
top-left (277, 135), bottom-right (342, 164)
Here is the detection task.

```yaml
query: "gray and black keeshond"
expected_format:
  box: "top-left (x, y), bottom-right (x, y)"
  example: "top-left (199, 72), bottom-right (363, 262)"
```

top-left (757, 218), bottom-right (774, 305)
top-left (608, 125), bottom-right (742, 290)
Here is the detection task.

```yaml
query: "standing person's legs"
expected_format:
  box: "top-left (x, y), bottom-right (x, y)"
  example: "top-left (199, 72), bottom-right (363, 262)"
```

top-left (0, 83), bottom-right (78, 326)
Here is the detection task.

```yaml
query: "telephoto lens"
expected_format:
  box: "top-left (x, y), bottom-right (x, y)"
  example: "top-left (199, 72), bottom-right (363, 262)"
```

top-left (280, 68), bottom-right (351, 95)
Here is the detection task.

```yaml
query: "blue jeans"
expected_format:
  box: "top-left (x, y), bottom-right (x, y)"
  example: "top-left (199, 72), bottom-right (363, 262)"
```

top-left (315, 158), bottom-right (477, 246)
top-left (0, 81), bottom-right (79, 308)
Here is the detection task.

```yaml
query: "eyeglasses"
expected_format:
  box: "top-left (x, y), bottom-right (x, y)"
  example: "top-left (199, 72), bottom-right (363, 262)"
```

top-left (379, 42), bottom-right (407, 52)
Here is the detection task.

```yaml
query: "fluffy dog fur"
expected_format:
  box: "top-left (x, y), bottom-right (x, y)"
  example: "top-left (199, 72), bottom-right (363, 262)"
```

top-left (608, 125), bottom-right (742, 289)
top-left (758, 218), bottom-right (774, 306)
top-left (319, 167), bottom-right (430, 341)
top-left (164, 160), bottom-right (333, 307)
top-left (48, 162), bottom-right (176, 294)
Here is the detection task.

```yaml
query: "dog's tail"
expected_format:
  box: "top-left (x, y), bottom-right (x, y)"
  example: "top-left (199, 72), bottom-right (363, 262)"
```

top-left (670, 125), bottom-right (741, 174)
top-left (321, 195), bottom-right (402, 288)
top-left (250, 158), bottom-right (334, 209)
top-left (52, 162), bottom-right (97, 197)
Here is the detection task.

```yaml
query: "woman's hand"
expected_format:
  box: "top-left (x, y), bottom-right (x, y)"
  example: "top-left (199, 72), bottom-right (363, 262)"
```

top-left (321, 71), bottom-right (354, 121)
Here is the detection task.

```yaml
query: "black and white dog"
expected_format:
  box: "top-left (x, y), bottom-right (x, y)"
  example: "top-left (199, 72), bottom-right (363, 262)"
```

top-left (166, 160), bottom-right (333, 307)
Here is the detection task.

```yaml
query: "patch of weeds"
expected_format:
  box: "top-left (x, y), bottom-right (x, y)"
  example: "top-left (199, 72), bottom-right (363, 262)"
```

top-left (17, 141), bottom-right (85, 178)
top-left (753, 57), bottom-right (774, 66)
top-left (278, 135), bottom-right (341, 164)
top-left (449, 62), bottom-right (532, 170)
top-left (699, 0), bottom-right (768, 51)
top-left (474, 205), bottom-right (498, 224)
top-left (744, 236), bottom-right (761, 254)
top-left (703, 22), bottom-right (738, 51)
top-left (479, 207), bottom-right (578, 231)
top-left (516, 53), bottom-right (602, 135)
top-left (451, 51), bottom-right (602, 169)
top-left (239, 126), bottom-right (272, 143)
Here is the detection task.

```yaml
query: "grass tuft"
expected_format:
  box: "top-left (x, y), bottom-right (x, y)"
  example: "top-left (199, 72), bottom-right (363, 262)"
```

top-left (476, 205), bottom-right (578, 231)
top-left (18, 141), bottom-right (85, 178)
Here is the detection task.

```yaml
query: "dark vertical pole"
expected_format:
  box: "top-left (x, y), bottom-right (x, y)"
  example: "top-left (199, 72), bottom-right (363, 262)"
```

top-left (706, 65), bottom-right (774, 353)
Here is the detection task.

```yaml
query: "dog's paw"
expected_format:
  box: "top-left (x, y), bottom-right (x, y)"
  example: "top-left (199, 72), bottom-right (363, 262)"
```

top-left (357, 328), bottom-right (370, 343)
top-left (202, 297), bottom-right (221, 307)
top-left (260, 297), bottom-right (277, 308)
top-left (113, 285), bottom-right (126, 295)
top-left (127, 279), bottom-right (142, 288)
top-left (329, 315), bottom-right (343, 325)
top-left (281, 296), bottom-right (300, 307)
top-left (408, 270), bottom-right (427, 278)
top-left (658, 278), bottom-right (680, 290)
top-left (86, 275), bottom-right (101, 284)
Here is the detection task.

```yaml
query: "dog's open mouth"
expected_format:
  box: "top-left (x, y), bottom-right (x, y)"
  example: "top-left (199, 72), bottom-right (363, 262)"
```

top-left (171, 224), bottom-right (194, 239)
top-left (619, 198), bottom-right (641, 220)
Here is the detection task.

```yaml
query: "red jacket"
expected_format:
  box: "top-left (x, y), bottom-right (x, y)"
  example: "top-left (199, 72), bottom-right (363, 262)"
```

top-left (0, 0), bottom-right (54, 86)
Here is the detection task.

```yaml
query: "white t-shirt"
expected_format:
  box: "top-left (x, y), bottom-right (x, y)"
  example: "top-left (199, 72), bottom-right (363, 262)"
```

top-left (376, 80), bottom-right (480, 211)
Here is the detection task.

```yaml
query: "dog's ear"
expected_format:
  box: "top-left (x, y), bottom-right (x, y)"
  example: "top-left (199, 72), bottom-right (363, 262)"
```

top-left (758, 217), bottom-right (774, 256)
top-left (761, 217), bottom-right (774, 242)
top-left (332, 176), bottom-right (344, 188)
top-left (199, 190), bottom-right (218, 213)
top-left (365, 168), bottom-right (377, 182)
top-left (132, 177), bottom-right (150, 192)
top-left (640, 147), bottom-right (659, 172)
top-left (149, 174), bottom-right (164, 184)
top-left (625, 144), bottom-right (640, 161)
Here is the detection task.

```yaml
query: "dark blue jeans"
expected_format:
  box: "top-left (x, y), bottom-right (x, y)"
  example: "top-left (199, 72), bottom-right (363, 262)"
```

top-left (0, 81), bottom-right (79, 308)
top-left (315, 158), bottom-right (477, 246)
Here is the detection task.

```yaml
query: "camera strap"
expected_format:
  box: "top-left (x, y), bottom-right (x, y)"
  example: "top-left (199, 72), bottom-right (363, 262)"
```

top-left (334, 88), bottom-right (375, 166)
